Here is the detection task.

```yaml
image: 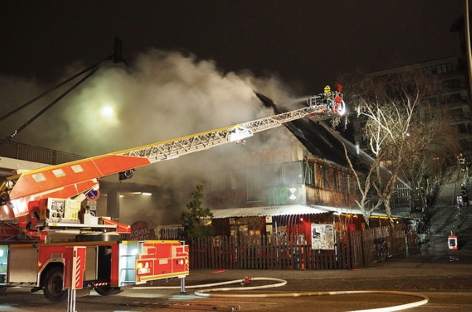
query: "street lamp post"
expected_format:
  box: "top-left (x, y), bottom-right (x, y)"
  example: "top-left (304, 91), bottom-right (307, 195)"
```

top-left (465, 0), bottom-right (472, 99)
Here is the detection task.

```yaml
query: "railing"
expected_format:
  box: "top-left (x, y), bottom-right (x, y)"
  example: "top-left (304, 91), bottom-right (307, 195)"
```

top-left (0, 140), bottom-right (81, 165)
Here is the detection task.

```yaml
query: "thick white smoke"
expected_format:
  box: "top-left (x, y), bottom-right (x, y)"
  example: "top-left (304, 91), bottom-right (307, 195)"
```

top-left (1, 50), bottom-right (302, 224)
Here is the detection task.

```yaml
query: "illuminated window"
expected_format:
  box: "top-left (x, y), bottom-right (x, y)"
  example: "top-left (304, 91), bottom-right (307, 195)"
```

top-left (71, 165), bottom-right (84, 173)
top-left (52, 169), bottom-right (66, 177)
top-left (32, 173), bottom-right (46, 182)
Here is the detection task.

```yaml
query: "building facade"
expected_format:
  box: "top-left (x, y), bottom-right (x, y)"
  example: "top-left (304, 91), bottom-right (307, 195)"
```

top-left (368, 57), bottom-right (472, 152)
top-left (205, 127), bottom-right (373, 240)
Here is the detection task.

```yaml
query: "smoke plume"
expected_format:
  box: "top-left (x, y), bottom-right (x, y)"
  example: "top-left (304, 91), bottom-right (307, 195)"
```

top-left (1, 50), bottom-right (300, 224)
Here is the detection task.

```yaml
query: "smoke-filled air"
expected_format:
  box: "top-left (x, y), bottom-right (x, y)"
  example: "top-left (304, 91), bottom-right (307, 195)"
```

top-left (1, 50), bottom-right (302, 224)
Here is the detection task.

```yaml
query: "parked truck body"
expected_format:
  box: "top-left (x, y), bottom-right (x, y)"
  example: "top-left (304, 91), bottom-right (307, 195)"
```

top-left (0, 238), bottom-right (188, 300)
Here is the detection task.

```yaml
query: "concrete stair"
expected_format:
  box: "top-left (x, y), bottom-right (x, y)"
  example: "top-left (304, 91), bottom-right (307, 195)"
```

top-left (423, 167), bottom-right (472, 260)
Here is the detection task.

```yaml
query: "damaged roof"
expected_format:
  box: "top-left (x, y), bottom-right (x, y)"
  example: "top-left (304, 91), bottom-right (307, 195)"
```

top-left (254, 92), bottom-right (350, 166)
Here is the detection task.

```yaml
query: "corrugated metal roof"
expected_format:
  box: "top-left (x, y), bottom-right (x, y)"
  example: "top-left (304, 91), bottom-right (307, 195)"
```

top-left (211, 205), bottom-right (329, 219)
top-left (211, 205), bottom-right (404, 219)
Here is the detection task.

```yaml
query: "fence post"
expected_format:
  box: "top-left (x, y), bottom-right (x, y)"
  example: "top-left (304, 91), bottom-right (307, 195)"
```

top-left (347, 231), bottom-right (352, 269)
top-left (405, 231), bottom-right (409, 257)
top-left (361, 230), bottom-right (367, 267)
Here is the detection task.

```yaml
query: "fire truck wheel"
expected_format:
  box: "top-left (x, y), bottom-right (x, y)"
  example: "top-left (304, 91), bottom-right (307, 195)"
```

top-left (94, 286), bottom-right (122, 296)
top-left (43, 267), bottom-right (67, 302)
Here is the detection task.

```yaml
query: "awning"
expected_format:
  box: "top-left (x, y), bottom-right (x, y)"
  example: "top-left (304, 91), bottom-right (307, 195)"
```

top-left (211, 205), bottom-right (329, 219)
top-left (211, 204), bottom-right (403, 219)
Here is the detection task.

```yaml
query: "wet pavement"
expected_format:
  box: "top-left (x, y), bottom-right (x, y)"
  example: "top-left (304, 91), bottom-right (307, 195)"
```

top-left (1, 257), bottom-right (472, 312)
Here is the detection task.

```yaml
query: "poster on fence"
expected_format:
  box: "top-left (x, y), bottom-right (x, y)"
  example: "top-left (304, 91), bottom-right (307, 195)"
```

top-left (130, 221), bottom-right (156, 240)
top-left (311, 223), bottom-right (335, 250)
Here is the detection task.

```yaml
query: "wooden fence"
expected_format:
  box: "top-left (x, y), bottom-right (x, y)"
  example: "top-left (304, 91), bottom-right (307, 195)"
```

top-left (190, 226), bottom-right (419, 270)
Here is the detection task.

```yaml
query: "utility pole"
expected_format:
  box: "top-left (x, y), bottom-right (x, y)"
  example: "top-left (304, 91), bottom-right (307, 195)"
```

top-left (465, 0), bottom-right (472, 100)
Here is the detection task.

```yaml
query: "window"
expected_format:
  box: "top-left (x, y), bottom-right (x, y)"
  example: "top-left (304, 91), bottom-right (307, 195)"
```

top-left (32, 173), bottom-right (46, 183)
top-left (433, 62), bottom-right (454, 74)
top-left (443, 78), bottom-right (464, 91)
top-left (52, 169), bottom-right (66, 177)
top-left (71, 165), bottom-right (84, 173)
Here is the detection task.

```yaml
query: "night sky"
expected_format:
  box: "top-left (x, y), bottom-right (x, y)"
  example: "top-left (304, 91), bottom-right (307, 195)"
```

top-left (0, 1), bottom-right (464, 92)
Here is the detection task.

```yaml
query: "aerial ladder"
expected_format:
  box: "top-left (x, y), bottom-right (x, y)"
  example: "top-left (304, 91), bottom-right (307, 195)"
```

top-left (0, 88), bottom-right (345, 301)
top-left (0, 89), bottom-right (345, 225)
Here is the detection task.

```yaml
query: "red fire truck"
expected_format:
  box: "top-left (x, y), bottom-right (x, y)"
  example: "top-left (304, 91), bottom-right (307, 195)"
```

top-left (0, 197), bottom-right (190, 301)
top-left (0, 88), bottom-right (344, 300)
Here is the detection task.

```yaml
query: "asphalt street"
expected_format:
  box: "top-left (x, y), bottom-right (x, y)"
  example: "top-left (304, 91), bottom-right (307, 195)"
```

top-left (1, 258), bottom-right (471, 312)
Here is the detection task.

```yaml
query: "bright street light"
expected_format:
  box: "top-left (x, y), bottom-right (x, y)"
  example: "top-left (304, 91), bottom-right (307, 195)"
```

top-left (100, 105), bottom-right (115, 119)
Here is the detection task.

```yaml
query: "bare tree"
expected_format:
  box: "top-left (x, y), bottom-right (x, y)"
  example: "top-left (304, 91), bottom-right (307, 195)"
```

top-left (341, 72), bottom-right (458, 222)
top-left (400, 103), bottom-right (459, 212)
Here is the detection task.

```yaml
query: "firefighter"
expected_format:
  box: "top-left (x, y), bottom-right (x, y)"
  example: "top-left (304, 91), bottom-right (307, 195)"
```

top-left (333, 92), bottom-right (344, 114)
top-left (323, 85), bottom-right (332, 97)
top-left (323, 85), bottom-right (333, 111)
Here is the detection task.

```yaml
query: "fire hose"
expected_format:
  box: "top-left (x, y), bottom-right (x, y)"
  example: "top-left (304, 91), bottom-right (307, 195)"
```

top-left (133, 277), bottom-right (429, 312)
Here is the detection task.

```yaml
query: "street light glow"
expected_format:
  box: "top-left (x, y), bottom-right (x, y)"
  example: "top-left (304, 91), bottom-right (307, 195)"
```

top-left (100, 105), bottom-right (115, 119)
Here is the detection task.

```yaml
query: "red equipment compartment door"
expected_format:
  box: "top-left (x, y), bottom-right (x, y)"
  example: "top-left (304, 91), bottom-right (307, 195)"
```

top-left (63, 246), bottom-right (86, 290)
top-left (131, 240), bottom-right (189, 283)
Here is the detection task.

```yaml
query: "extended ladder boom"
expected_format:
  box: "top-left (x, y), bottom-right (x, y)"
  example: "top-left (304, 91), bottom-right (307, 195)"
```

top-left (2, 91), bottom-right (345, 218)
top-left (121, 103), bottom-right (331, 163)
